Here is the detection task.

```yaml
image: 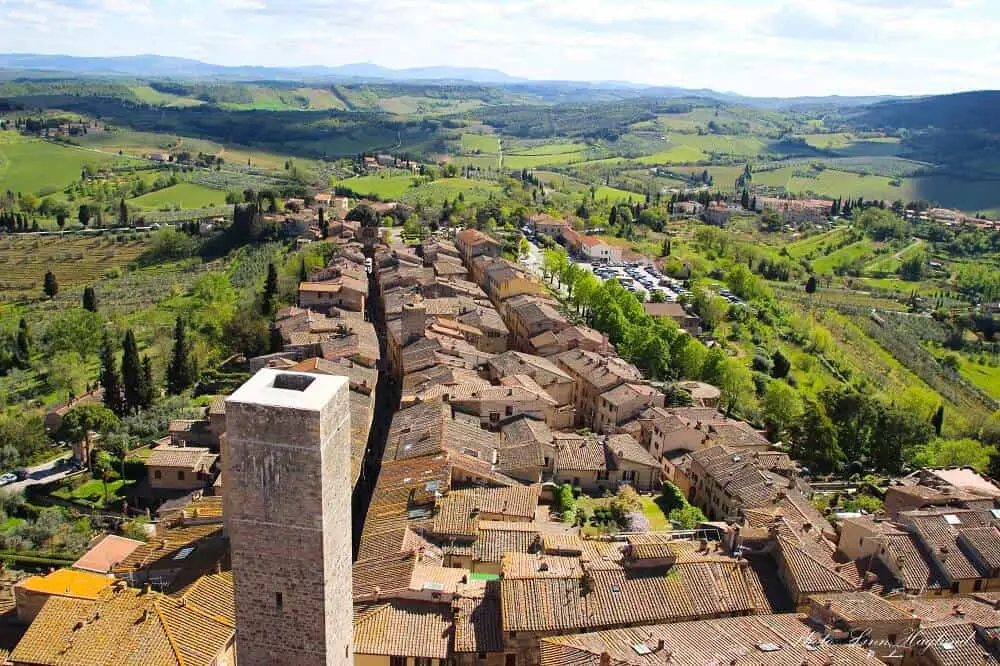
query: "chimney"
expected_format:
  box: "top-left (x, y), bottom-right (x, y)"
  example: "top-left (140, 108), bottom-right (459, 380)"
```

top-left (656, 639), bottom-right (666, 652)
top-left (402, 300), bottom-right (427, 346)
top-left (600, 652), bottom-right (611, 666)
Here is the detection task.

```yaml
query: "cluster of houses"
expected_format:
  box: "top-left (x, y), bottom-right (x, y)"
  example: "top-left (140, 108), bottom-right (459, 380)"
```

top-left (5, 206), bottom-right (1000, 666)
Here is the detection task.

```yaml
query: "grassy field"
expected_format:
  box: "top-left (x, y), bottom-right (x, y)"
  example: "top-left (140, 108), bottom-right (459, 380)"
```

top-left (785, 228), bottom-right (850, 258)
top-left (667, 134), bottom-right (768, 158)
top-left (0, 234), bottom-right (152, 302)
top-left (460, 133), bottom-right (500, 154)
top-left (129, 183), bottom-right (228, 209)
top-left (404, 177), bottom-right (501, 205)
top-left (333, 174), bottom-right (417, 199)
top-left (0, 134), bottom-right (115, 195)
top-left (593, 186), bottom-right (645, 203)
top-left (811, 239), bottom-right (876, 274)
top-left (864, 239), bottom-right (924, 274)
top-left (959, 359), bottom-right (1000, 400)
top-left (130, 85), bottom-right (205, 108)
top-left (633, 145), bottom-right (708, 165)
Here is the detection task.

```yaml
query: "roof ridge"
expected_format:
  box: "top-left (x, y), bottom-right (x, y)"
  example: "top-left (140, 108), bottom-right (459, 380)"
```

top-left (779, 536), bottom-right (857, 588)
top-left (153, 599), bottom-right (186, 666)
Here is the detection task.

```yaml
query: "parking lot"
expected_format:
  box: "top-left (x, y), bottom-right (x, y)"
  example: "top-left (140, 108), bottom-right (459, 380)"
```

top-left (591, 261), bottom-right (689, 302)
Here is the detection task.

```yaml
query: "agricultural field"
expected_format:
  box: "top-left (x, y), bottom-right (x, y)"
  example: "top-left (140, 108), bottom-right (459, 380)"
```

top-left (333, 174), bottom-right (419, 200)
top-left (0, 233), bottom-right (153, 302)
top-left (130, 85), bottom-right (205, 108)
top-left (785, 228), bottom-right (850, 259)
top-left (960, 359), bottom-right (1000, 400)
top-left (632, 145), bottom-right (708, 165)
top-left (0, 134), bottom-right (116, 195)
top-left (460, 133), bottom-right (500, 154)
top-left (402, 177), bottom-right (501, 205)
top-left (810, 239), bottom-right (876, 274)
top-left (592, 186), bottom-right (645, 204)
top-left (129, 182), bottom-right (228, 209)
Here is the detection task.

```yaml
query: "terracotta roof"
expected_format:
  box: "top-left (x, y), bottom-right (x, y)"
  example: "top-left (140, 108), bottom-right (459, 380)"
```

top-left (502, 553), bottom-right (584, 579)
top-left (539, 613), bottom-right (881, 666)
top-left (809, 591), bottom-right (915, 623)
top-left (643, 302), bottom-right (690, 318)
top-left (453, 586), bottom-right (502, 654)
top-left (902, 509), bottom-right (993, 580)
top-left (353, 600), bottom-right (452, 660)
top-left (959, 526), bottom-right (1000, 571)
top-left (146, 445), bottom-right (216, 471)
top-left (432, 487), bottom-right (538, 538)
top-left (895, 595), bottom-right (1000, 629)
top-left (776, 537), bottom-right (858, 595)
top-left (556, 349), bottom-right (642, 391)
top-left (474, 521), bottom-right (540, 563)
top-left (554, 435), bottom-right (607, 472)
top-left (501, 560), bottom-right (773, 632)
top-left (11, 582), bottom-right (234, 666)
top-left (353, 553), bottom-right (418, 601)
top-left (72, 535), bottom-right (144, 574)
top-left (489, 351), bottom-right (573, 382)
top-left (624, 533), bottom-right (679, 562)
top-left (918, 624), bottom-right (999, 666)
top-left (175, 571), bottom-right (235, 627)
top-left (113, 524), bottom-right (226, 577)
top-left (607, 434), bottom-right (659, 468)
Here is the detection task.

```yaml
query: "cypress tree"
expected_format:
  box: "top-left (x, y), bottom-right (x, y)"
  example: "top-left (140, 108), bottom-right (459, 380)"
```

top-left (140, 356), bottom-right (156, 408)
top-left (82, 286), bottom-right (98, 313)
top-left (298, 257), bottom-right (308, 283)
top-left (15, 318), bottom-right (30, 365)
top-left (119, 198), bottom-right (128, 227)
top-left (100, 332), bottom-right (124, 416)
top-left (269, 326), bottom-right (284, 353)
top-left (931, 405), bottom-right (944, 436)
top-left (167, 316), bottom-right (197, 394)
top-left (43, 270), bottom-right (58, 298)
top-left (121, 330), bottom-right (143, 413)
top-left (261, 263), bottom-right (278, 315)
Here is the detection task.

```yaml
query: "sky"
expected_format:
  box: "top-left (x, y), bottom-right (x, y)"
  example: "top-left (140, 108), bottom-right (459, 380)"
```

top-left (0, 0), bottom-right (997, 97)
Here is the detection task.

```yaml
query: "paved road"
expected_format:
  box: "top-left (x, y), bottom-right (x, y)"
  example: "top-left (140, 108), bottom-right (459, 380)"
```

top-left (2, 452), bottom-right (75, 496)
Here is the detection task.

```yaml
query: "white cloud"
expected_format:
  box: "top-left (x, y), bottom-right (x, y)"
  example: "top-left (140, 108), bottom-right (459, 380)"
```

top-left (0, 0), bottom-right (996, 96)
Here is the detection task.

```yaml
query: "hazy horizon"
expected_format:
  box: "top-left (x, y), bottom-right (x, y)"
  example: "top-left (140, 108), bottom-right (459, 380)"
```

top-left (0, 0), bottom-right (998, 97)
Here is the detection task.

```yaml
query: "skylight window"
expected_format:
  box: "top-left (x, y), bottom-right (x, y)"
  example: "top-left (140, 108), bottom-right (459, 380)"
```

top-left (943, 514), bottom-right (961, 526)
top-left (173, 547), bottom-right (195, 560)
top-left (757, 643), bottom-right (782, 652)
top-left (632, 644), bottom-right (651, 655)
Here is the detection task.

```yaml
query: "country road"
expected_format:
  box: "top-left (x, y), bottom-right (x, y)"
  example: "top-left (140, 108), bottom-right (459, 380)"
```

top-left (2, 452), bottom-right (74, 496)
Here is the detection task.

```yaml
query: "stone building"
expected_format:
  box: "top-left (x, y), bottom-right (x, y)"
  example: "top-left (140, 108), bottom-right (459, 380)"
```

top-left (226, 369), bottom-right (354, 666)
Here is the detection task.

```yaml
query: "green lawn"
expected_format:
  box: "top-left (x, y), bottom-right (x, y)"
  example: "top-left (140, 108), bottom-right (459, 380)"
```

top-left (332, 174), bottom-right (417, 199)
top-left (811, 239), bottom-right (876, 274)
top-left (0, 517), bottom-right (25, 533)
top-left (633, 145), bottom-right (708, 165)
top-left (593, 185), bottom-right (645, 203)
top-left (786, 228), bottom-right (850, 258)
top-left (640, 496), bottom-right (671, 531)
top-left (960, 359), bottom-right (1000, 400)
top-left (129, 183), bottom-right (228, 209)
top-left (404, 177), bottom-right (501, 205)
top-left (0, 134), bottom-right (115, 195)
top-left (53, 476), bottom-right (134, 509)
top-left (460, 133), bottom-right (500, 154)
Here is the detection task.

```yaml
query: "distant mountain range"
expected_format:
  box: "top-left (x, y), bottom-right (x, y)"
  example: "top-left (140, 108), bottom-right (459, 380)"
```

top-left (0, 53), bottom-right (906, 108)
top-left (0, 53), bottom-right (524, 85)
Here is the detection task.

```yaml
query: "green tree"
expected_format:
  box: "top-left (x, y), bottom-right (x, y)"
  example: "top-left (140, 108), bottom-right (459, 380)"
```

top-left (43, 309), bottom-right (103, 359)
top-left (78, 204), bottom-right (91, 227)
top-left (913, 438), bottom-right (995, 472)
top-left (650, 290), bottom-right (667, 303)
top-left (669, 504), bottom-right (707, 529)
top-left (793, 399), bottom-right (844, 473)
top-left (166, 317), bottom-right (197, 395)
top-left (118, 198), bottom-right (128, 227)
top-left (82, 286), bottom-right (98, 313)
top-left (90, 450), bottom-right (115, 505)
top-left (805, 276), bottom-right (817, 294)
top-left (139, 356), bottom-right (156, 408)
top-left (298, 257), bottom-right (309, 283)
top-left (43, 270), bottom-right (58, 299)
top-left (224, 310), bottom-right (270, 358)
top-left (58, 404), bottom-right (120, 445)
top-left (771, 349), bottom-right (791, 379)
top-left (761, 380), bottom-right (804, 439)
top-left (719, 358), bottom-right (755, 417)
top-left (121, 330), bottom-right (143, 413)
top-left (981, 411), bottom-right (1000, 446)
top-left (14, 318), bottom-right (30, 366)
top-left (100, 332), bottom-right (124, 416)
top-left (261, 263), bottom-right (279, 316)
top-left (47, 351), bottom-right (88, 400)
top-left (672, 335), bottom-right (708, 380)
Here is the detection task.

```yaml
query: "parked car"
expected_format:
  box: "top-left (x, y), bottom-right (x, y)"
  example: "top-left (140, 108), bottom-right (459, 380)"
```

top-left (0, 473), bottom-right (17, 485)
top-left (14, 468), bottom-right (28, 481)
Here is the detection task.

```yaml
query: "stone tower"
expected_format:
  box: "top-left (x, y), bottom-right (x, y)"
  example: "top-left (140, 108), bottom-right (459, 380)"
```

top-left (402, 300), bottom-right (426, 346)
top-left (225, 369), bottom-right (353, 666)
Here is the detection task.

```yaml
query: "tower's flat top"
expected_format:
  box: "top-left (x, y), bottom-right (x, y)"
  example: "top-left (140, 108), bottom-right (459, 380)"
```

top-left (227, 368), bottom-right (348, 412)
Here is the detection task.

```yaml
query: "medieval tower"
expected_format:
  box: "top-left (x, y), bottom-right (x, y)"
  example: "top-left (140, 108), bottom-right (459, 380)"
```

top-left (225, 369), bottom-right (353, 666)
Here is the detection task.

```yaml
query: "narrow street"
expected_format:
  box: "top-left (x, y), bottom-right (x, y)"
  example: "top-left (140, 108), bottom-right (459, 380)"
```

top-left (350, 258), bottom-right (399, 559)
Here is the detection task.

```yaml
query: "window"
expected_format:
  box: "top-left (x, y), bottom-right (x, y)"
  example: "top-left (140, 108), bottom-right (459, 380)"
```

top-left (505, 655), bottom-right (517, 666)
top-left (177, 471), bottom-right (185, 481)
top-left (490, 411), bottom-right (500, 422)
top-left (888, 634), bottom-right (897, 645)
top-left (951, 582), bottom-right (960, 593)
top-left (597, 470), bottom-right (609, 481)
top-left (274, 591), bottom-right (283, 611)
top-left (505, 406), bottom-right (513, 417)
top-left (622, 470), bottom-right (636, 482)
top-left (390, 658), bottom-right (407, 666)
top-left (974, 579), bottom-right (984, 592)
top-left (154, 470), bottom-right (162, 479)
top-left (415, 659), bottom-right (432, 666)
